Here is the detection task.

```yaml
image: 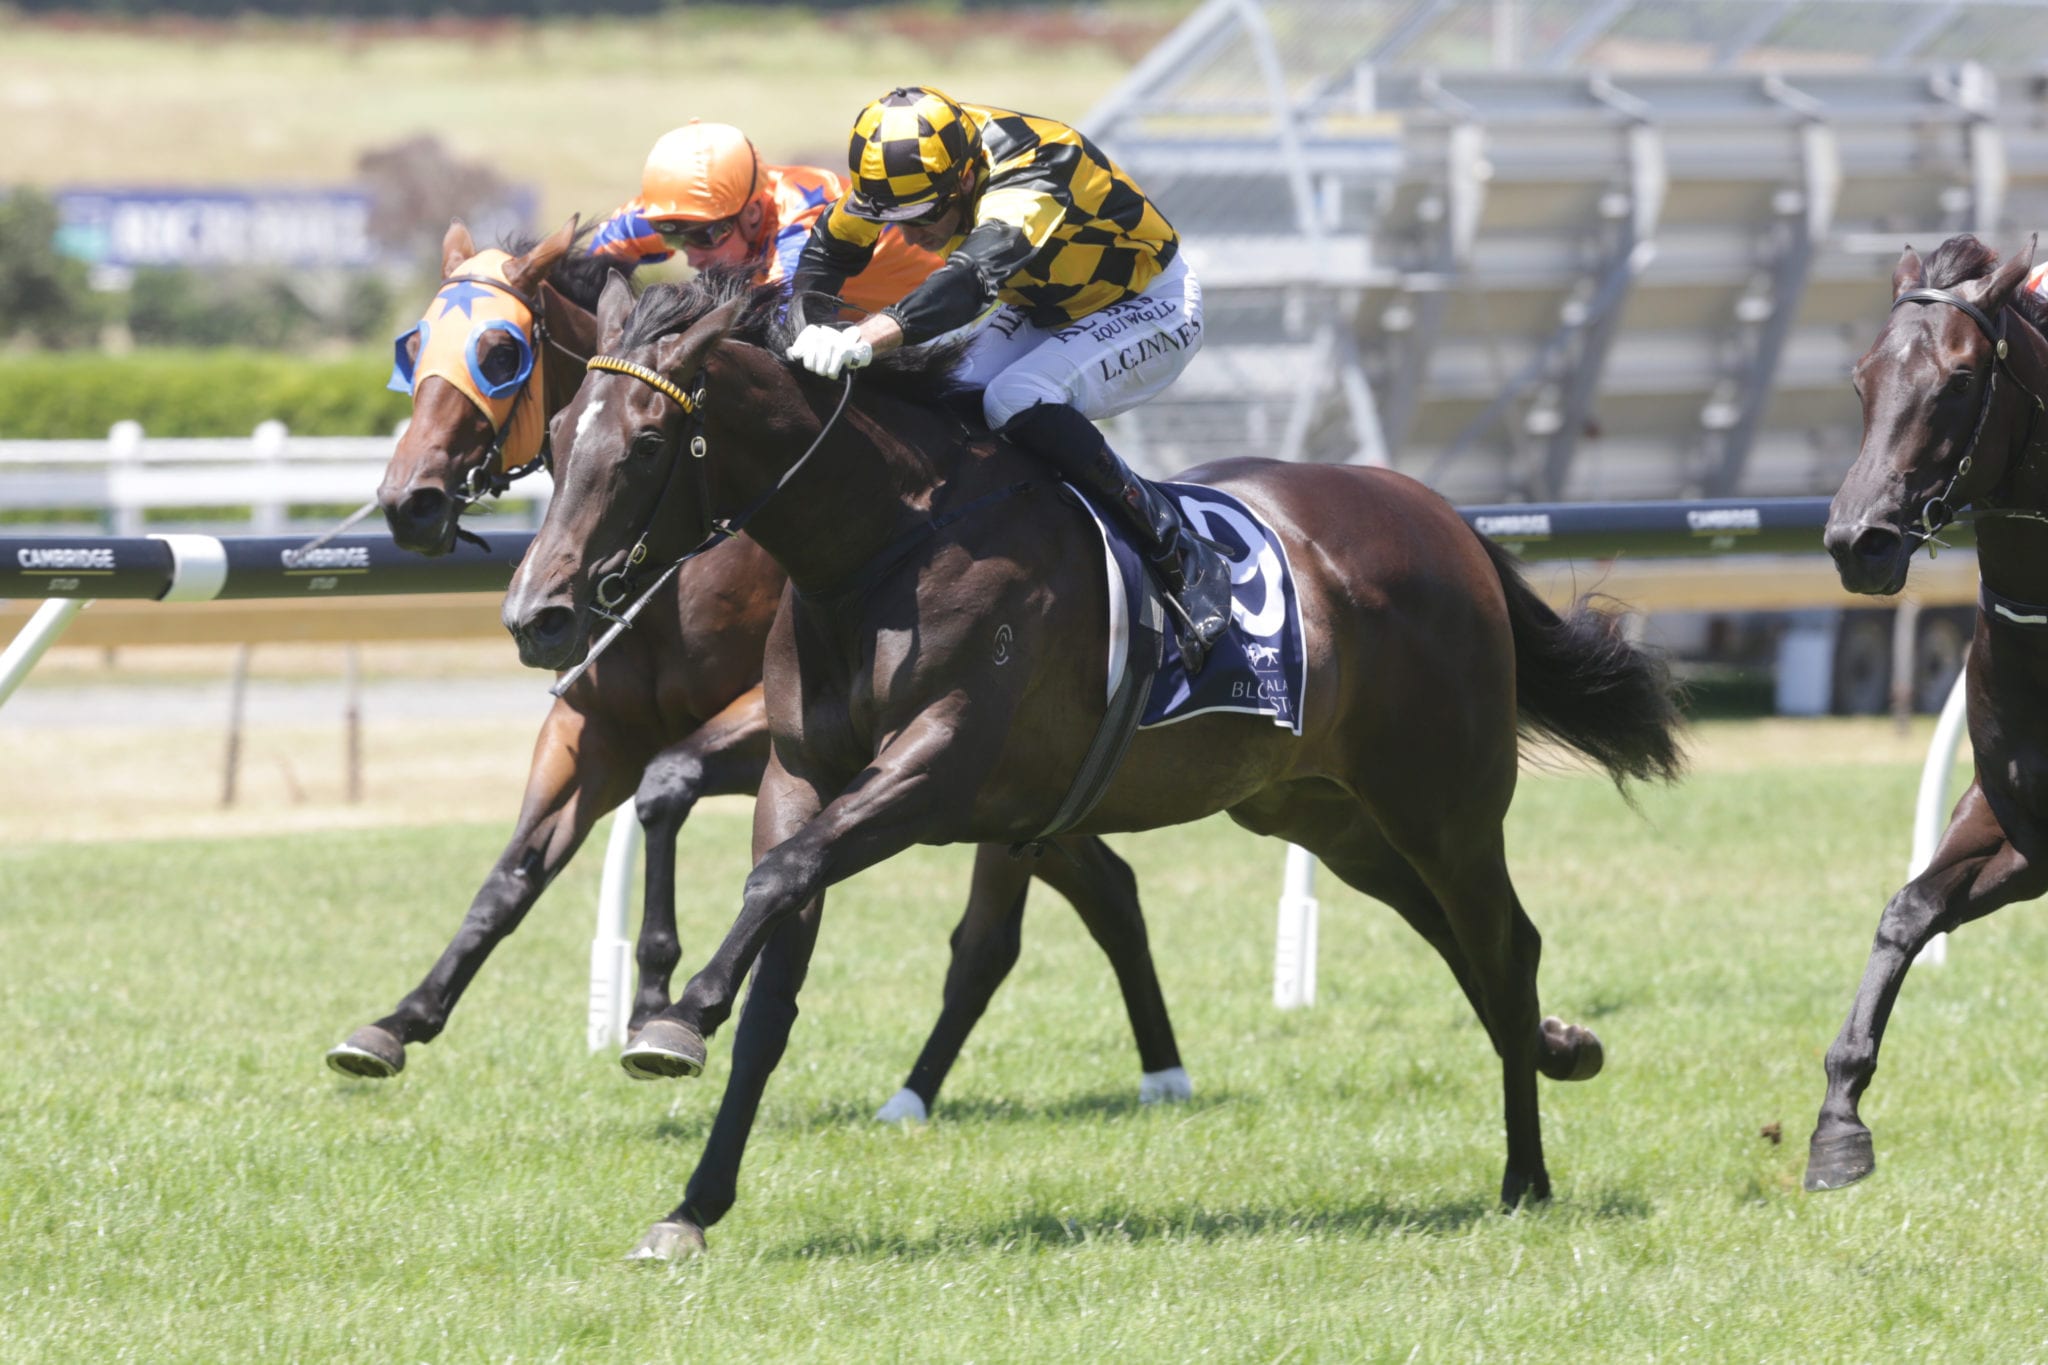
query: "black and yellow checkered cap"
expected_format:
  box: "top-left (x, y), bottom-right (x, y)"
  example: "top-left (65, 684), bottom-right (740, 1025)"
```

top-left (844, 87), bottom-right (981, 222)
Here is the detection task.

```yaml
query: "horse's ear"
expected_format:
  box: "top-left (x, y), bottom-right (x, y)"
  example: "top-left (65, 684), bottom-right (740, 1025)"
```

top-left (505, 214), bottom-right (581, 297)
top-left (1892, 245), bottom-right (1925, 300)
top-left (596, 271), bottom-right (634, 347)
top-left (1981, 233), bottom-right (2040, 315)
top-left (653, 295), bottom-right (746, 380)
top-left (441, 220), bottom-right (477, 279)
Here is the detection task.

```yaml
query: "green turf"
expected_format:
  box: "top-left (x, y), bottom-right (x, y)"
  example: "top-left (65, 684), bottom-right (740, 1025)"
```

top-left (4, 749), bottom-right (2047, 1361)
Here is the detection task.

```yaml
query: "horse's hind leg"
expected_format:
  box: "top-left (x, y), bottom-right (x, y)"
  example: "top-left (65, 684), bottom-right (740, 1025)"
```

top-left (1253, 784), bottom-right (1574, 1208)
top-left (876, 842), bottom-right (1032, 1122)
top-left (1403, 829), bottom-right (1556, 1208)
top-left (879, 836), bottom-right (1187, 1122)
top-left (1807, 781), bottom-right (2044, 1191)
top-left (627, 687), bottom-right (770, 1038)
top-left (1039, 835), bottom-right (1187, 1102)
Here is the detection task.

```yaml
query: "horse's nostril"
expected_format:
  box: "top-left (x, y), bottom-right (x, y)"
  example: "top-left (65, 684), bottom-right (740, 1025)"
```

top-left (1852, 525), bottom-right (1899, 564)
top-left (524, 606), bottom-right (576, 650)
top-left (402, 488), bottom-right (450, 530)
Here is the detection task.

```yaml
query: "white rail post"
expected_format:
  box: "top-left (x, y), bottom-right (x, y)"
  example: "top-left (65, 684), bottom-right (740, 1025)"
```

top-left (1273, 842), bottom-right (1320, 1008)
top-left (107, 421), bottom-right (144, 536)
top-left (250, 421), bottom-right (289, 535)
top-left (0, 598), bottom-right (90, 711)
top-left (588, 805), bottom-right (641, 1051)
top-left (1908, 666), bottom-right (1971, 967)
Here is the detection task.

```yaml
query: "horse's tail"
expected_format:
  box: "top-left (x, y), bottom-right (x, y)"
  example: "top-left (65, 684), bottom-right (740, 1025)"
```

top-left (1481, 535), bottom-right (1687, 792)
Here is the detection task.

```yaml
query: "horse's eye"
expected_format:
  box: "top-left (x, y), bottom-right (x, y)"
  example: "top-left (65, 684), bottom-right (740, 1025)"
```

top-left (630, 430), bottom-right (666, 460)
top-left (478, 340), bottom-right (521, 386)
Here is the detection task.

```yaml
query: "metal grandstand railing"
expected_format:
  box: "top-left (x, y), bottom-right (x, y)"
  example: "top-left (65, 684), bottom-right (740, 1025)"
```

top-left (1086, 0), bottom-right (2048, 501)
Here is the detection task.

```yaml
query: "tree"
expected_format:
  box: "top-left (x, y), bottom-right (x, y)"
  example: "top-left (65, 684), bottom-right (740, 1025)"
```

top-left (0, 189), bottom-right (102, 349)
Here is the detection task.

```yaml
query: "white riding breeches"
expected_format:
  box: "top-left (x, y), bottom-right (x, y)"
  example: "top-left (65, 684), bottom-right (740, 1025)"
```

top-left (945, 252), bottom-right (1204, 430)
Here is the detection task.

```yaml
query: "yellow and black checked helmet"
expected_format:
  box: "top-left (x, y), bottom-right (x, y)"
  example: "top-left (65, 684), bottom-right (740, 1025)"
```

top-left (844, 87), bottom-right (982, 222)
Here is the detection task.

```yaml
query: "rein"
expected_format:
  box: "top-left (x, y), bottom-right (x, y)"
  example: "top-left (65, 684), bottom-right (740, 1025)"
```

top-left (547, 362), bottom-right (857, 698)
top-left (1891, 286), bottom-right (2048, 553)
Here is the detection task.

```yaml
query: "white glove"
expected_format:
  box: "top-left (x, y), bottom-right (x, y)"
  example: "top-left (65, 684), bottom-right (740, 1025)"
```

top-left (786, 324), bottom-right (874, 379)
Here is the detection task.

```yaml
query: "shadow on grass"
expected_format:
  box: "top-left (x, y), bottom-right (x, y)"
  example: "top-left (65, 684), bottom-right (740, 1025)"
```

top-left (768, 1186), bottom-right (1654, 1262)
top-left (640, 1089), bottom-right (1239, 1145)
top-left (799, 1088), bottom-right (1243, 1131)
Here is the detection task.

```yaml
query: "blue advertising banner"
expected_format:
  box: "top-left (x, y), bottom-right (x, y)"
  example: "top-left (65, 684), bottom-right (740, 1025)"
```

top-left (55, 189), bottom-right (381, 268)
top-left (52, 186), bottom-right (537, 270)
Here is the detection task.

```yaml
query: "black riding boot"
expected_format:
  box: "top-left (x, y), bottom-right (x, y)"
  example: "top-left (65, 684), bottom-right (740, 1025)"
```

top-left (1001, 402), bottom-right (1231, 674)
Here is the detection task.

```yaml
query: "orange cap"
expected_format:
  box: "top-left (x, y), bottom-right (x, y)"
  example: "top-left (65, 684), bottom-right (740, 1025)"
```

top-left (639, 120), bottom-right (762, 222)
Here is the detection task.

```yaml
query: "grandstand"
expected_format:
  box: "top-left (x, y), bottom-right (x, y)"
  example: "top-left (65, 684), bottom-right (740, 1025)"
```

top-left (1086, 0), bottom-right (2048, 501)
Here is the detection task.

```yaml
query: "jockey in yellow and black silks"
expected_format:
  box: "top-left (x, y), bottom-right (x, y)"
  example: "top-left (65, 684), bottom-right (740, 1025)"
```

top-left (587, 120), bottom-right (940, 320)
top-left (785, 86), bottom-right (1228, 673)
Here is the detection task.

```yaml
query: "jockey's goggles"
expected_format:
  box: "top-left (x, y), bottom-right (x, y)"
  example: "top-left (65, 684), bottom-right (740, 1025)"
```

top-left (652, 216), bottom-right (740, 250)
top-left (385, 249), bottom-right (548, 472)
top-left (845, 187), bottom-right (959, 225)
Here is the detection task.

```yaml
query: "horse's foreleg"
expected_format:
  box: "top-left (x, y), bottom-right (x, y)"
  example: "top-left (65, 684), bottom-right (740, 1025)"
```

top-left (879, 842), bottom-right (1032, 1122)
top-left (1036, 835), bottom-right (1187, 1101)
top-left (628, 720), bottom-right (969, 1082)
top-left (327, 704), bottom-right (634, 1079)
top-left (629, 899), bottom-right (823, 1261)
top-left (1806, 781), bottom-right (2038, 1191)
top-left (628, 756), bottom-right (833, 1256)
top-left (629, 685), bottom-right (770, 1036)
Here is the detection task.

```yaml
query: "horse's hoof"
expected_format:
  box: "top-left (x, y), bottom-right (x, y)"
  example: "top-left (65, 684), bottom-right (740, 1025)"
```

top-left (1541, 1016), bottom-right (1604, 1082)
top-left (1139, 1066), bottom-right (1193, 1104)
top-left (620, 1018), bottom-right (706, 1081)
top-left (325, 1025), bottom-right (405, 1079)
top-left (1804, 1130), bottom-right (1876, 1192)
top-left (875, 1088), bottom-right (929, 1124)
top-left (1500, 1171), bottom-right (1552, 1211)
top-left (624, 1220), bottom-right (706, 1261)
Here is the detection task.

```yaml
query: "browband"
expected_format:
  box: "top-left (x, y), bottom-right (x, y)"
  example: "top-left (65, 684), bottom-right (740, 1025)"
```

top-left (587, 355), bottom-right (699, 413)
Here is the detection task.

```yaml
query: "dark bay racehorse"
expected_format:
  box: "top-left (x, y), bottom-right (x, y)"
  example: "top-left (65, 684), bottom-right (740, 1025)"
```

top-left (1809, 233), bottom-right (2048, 1191)
top-left (328, 223), bottom-right (1188, 1122)
top-left (502, 271), bottom-right (1685, 1257)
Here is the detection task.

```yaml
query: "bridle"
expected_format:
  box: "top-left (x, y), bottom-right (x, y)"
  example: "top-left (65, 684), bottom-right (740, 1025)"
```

top-left (441, 272), bottom-right (575, 508)
top-left (1890, 286), bottom-right (2048, 552)
top-left (545, 352), bottom-right (856, 697)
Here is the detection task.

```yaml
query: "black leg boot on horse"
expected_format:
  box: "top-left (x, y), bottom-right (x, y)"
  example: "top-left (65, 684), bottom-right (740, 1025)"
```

top-left (1002, 401), bottom-right (1232, 674)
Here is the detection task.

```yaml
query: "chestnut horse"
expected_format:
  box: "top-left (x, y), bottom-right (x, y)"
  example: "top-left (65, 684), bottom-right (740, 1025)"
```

top-left (502, 271), bottom-right (1685, 1257)
top-left (327, 222), bottom-right (1189, 1123)
top-left (1809, 233), bottom-right (2048, 1191)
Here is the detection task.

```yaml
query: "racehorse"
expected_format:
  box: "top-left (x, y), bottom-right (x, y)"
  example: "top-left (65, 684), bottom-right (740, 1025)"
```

top-left (328, 222), bottom-right (1190, 1125)
top-left (1808, 232), bottom-right (2048, 1191)
top-left (501, 269), bottom-right (1686, 1257)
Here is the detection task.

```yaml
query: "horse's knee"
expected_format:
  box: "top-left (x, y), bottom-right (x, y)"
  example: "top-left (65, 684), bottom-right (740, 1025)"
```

top-left (743, 845), bottom-right (823, 917)
top-left (635, 756), bottom-right (705, 827)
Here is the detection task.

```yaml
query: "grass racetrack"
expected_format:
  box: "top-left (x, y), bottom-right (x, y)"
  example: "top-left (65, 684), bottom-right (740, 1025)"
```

top-left (4, 724), bottom-right (2048, 1360)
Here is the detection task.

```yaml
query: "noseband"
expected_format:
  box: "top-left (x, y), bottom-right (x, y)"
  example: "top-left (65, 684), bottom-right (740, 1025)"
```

top-left (1890, 286), bottom-right (2047, 547)
top-left (544, 356), bottom-right (855, 697)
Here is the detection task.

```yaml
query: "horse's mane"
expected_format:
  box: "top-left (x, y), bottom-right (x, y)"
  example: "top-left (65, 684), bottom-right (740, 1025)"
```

top-left (620, 268), bottom-right (980, 410)
top-left (498, 225), bottom-right (617, 313)
top-left (1923, 233), bottom-right (2048, 336)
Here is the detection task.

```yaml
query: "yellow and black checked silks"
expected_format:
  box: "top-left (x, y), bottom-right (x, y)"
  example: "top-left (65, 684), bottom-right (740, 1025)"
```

top-left (796, 92), bottom-right (1180, 344)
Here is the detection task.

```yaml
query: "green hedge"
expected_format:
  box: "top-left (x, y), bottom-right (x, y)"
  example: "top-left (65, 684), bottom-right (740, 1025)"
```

top-left (0, 349), bottom-right (411, 439)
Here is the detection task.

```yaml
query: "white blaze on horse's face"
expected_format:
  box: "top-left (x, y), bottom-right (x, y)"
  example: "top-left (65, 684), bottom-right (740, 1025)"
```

top-left (575, 396), bottom-right (607, 447)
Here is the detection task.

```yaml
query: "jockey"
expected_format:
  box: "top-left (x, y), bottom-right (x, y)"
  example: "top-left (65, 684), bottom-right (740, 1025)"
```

top-left (586, 119), bottom-right (940, 317)
top-left (784, 87), bottom-right (1230, 674)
